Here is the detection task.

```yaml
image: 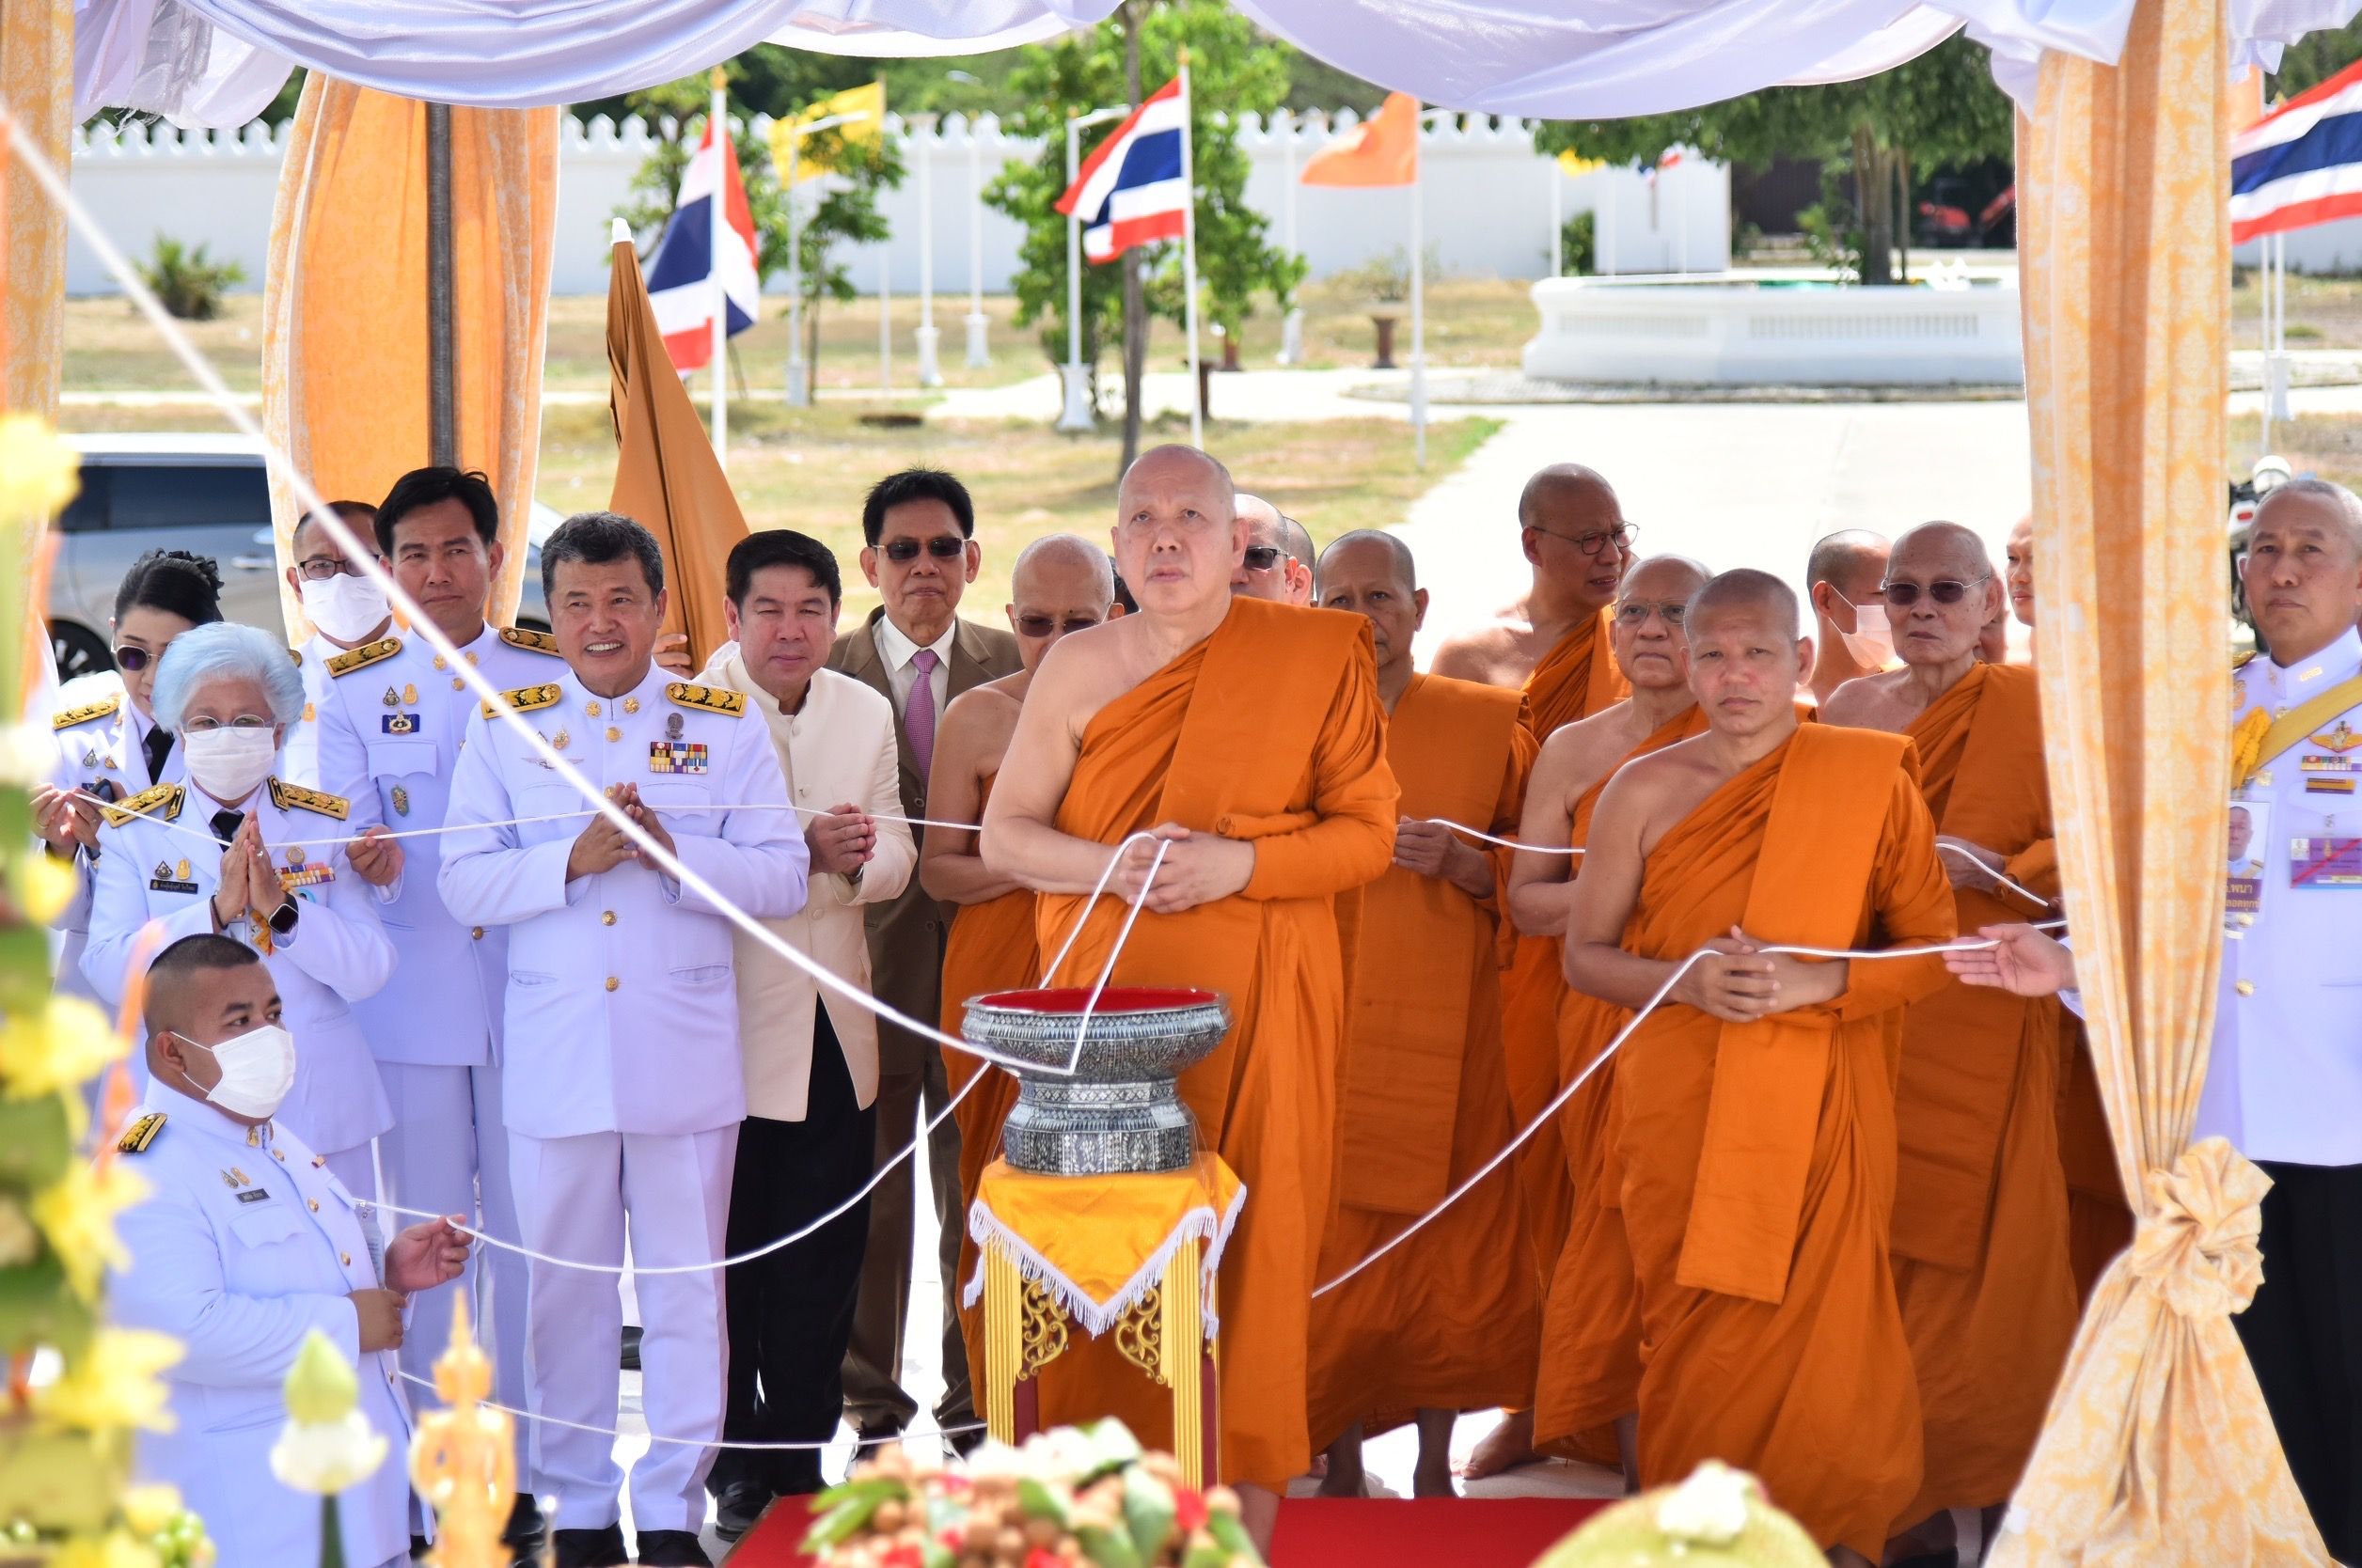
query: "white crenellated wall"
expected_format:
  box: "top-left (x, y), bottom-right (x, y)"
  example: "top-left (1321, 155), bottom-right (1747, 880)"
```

top-left (64, 110), bottom-right (1731, 298)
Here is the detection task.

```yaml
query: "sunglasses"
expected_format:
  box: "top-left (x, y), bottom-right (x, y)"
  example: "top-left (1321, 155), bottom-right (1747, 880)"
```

top-left (1878, 574), bottom-right (1991, 607)
top-left (1242, 545), bottom-right (1284, 571)
top-left (113, 646), bottom-right (156, 672)
top-left (1016, 615), bottom-right (1103, 637)
top-left (880, 537), bottom-right (968, 564)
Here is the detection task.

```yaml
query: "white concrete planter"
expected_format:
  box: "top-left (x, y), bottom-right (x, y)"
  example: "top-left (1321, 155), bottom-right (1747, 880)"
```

top-left (1520, 274), bottom-right (2025, 387)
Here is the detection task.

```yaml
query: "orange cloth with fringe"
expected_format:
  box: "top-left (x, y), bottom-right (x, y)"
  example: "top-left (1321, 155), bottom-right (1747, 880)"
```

top-left (1307, 675), bottom-right (1537, 1446)
top-left (970, 1153), bottom-right (1242, 1327)
top-left (1032, 598), bottom-right (1397, 1489)
top-left (1885, 664), bottom-right (2078, 1516)
top-left (1615, 726), bottom-right (1952, 1556)
top-left (1533, 703), bottom-right (1707, 1457)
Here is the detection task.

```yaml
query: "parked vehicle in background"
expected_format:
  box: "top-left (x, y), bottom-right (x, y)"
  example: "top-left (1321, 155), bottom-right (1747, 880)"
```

top-left (51, 434), bottom-right (551, 681)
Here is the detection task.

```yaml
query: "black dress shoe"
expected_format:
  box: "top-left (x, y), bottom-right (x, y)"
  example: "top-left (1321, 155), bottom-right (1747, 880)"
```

top-left (551, 1524), bottom-right (629, 1568)
top-left (713, 1481), bottom-right (771, 1543)
top-left (411, 1534), bottom-right (431, 1561)
top-left (620, 1325), bottom-right (643, 1372)
top-left (634, 1529), bottom-right (713, 1567)
top-left (503, 1494), bottom-right (548, 1558)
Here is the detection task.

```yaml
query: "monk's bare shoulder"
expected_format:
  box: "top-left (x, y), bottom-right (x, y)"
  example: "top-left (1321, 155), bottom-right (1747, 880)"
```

top-left (937, 680), bottom-right (1024, 769)
top-left (1430, 608), bottom-right (1529, 685)
top-left (1818, 669), bottom-right (1908, 730)
top-left (1533, 701), bottom-right (1630, 811)
top-left (1026, 614), bottom-right (1166, 742)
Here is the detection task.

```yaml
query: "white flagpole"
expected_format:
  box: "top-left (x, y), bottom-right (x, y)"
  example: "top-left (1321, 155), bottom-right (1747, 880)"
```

top-left (917, 118), bottom-right (942, 386)
top-left (708, 70), bottom-right (729, 468)
top-left (1179, 56), bottom-right (1203, 450)
top-left (1410, 106), bottom-right (1425, 470)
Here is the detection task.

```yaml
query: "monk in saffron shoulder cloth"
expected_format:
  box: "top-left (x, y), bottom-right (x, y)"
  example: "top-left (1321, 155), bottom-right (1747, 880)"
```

top-left (983, 446), bottom-right (1398, 1541)
top-left (1565, 570), bottom-right (1955, 1562)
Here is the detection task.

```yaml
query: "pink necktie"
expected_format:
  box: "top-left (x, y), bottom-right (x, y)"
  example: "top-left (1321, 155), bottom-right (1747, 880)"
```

top-left (907, 648), bottom-right (940, 776)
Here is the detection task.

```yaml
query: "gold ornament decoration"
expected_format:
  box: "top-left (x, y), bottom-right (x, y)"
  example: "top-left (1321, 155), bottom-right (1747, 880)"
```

top-left (408, 1294), bottom-right (515, 1568)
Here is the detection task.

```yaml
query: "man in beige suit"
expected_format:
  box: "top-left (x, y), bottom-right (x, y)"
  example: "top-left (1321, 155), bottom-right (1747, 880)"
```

top-left (827, 468), bottom-right (1021, 1445)
top-left (700, 528), bottom-right (917, 1538)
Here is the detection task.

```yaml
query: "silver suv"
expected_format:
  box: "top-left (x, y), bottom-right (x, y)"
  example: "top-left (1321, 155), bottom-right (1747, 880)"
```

top-left (52, 434), bottom-right (551, 680)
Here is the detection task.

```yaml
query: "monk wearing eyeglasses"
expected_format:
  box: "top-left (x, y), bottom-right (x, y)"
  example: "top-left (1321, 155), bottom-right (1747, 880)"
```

top-left (984, 446), bottom-right (1397, 1548)
top-left (1820, 521), bottom-right (2073, 1563)
top-left (1432, 463), bottom-right (1634, 1478)
top-left (1567, 569), bottom-right (1953, 1562)
top-left (921, 533), bottom-right (1119, 1393)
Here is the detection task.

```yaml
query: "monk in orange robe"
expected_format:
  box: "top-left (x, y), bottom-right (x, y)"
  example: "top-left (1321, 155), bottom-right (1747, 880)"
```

top-left (923, 534), bottom-right (1118, 1381)
top-left (1566, 570), bottom-right (1954, 1562)
top-left (1504, 555), bottom-right (1709, 1481)
top-left (984, 446), bottom-right (1396, 1540)
top-left (1299, 530), bottom-right (1538, 1497)
top-left (1821, 523), bottom-right (2076, 1550)
top-left (1433, 463), bottom-right (1632, 1477)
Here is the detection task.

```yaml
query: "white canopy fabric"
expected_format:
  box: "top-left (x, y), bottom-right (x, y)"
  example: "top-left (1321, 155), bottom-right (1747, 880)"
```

top-left (66, 0), bottom-right (2362, 133)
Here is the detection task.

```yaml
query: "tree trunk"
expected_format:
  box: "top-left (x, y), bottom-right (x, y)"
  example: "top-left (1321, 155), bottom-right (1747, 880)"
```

top-left (1119, 2), bottom-right (1146, 478)
top-left (1895, 146), bottom-right (1912, 286)
top-left (805, 290), bottom-right (822, 386)
top-left (1851, 126), bottom-right (1897, 287)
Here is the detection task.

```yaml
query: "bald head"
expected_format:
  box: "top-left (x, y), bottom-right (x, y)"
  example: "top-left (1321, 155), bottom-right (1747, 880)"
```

top-left (1617, 554), bottom-right (1709, 604)
top-left (1889, 520), bottom-right (1993, 580)
top-left (1688, 569), bottom-right (1803, 638)
top-left (1317, 529), bottom-right (1417, 596)
top-left (1517, 463), bottom-right (1617, 531)
top-left (1685, 570), bottom-right (1809, 735)
top-left (1612, 555), bottom-right (1709, 691)
top-left (1518, 463), bottom-right (1630, 610)
top-left (1806, 530), bottom-right (1890, 598)
top-left (1278, 514), bottom-right (1315, 571)
top-left (1013, 532), bottom-right (1116, 608)
top-left (2256, 478), bottom-right (2362, 552)
top-left (1315, 529), bottom-right (1425, 680)
top-left (1231, 490), bottom-right (1314, 604)
top-left (1121, 444), bottom-right (1236, 517)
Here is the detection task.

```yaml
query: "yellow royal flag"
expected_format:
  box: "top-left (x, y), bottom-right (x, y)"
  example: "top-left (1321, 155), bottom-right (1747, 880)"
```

top-left (768, 80), bottom-right (885, 184)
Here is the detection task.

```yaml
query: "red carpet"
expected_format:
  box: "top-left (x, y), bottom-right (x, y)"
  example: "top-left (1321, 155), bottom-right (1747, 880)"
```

top-left (730, 1493), bottom-right (1608, 1567)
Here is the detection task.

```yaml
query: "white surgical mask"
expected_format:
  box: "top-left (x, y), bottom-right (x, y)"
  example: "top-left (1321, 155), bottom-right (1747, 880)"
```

top-left (182, 727), bottom-right (278, 803)
top-left (1836, 599), bottom-right (1897, 669)
top-left (185, 1023), bottom-right (297, 1120)
top-left (301, 572), bottom-right (390, 645)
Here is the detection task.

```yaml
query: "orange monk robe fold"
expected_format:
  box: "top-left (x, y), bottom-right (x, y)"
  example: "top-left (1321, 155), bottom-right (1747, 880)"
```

top-left (1533, 703), bottom-right (1708, 1456)
top-left (1033, 598), bottom-right (1398, 1489)
top-left (1885, 664), bottom-right (2077, 1517)
top-left (1500, 605), bottom-right (1632, 1301)
top-left (1308, 675), bottom-right (1537, 1447)
top-left (1616, 727), bottom-right (1953, 1556)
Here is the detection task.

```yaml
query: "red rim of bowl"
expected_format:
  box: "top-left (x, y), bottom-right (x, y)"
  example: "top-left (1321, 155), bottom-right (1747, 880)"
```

top-left (972, 986), bottom-right (1220, 1015)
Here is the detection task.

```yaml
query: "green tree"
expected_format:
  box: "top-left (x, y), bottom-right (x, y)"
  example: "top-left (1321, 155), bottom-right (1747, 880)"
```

top-left (2269, 22), bottom-right (2362, 98)
top-left (1534, 35), bottom-right (2013, 285)
top-left (984, 0), bottom-right (1305, 471)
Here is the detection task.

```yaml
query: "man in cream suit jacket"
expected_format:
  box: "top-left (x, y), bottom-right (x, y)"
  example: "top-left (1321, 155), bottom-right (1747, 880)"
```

top-left (699, 530), bottom-right (917, 1538)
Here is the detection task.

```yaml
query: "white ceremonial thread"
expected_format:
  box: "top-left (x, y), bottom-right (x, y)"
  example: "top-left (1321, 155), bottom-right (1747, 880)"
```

top-left (394, 1371), bottom-right (984, 1451)
top-left (1429, 817), bottom-right (1583, 855)
top-left (1311, 920), bottom-right (2071, 1298)
top-left (1935, 840), bottom-right (2053, 909)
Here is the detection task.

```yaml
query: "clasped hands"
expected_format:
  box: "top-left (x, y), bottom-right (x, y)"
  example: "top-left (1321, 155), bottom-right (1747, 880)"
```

top-left (565, 783), bottom-right (679, 881)
top-left (211, 814), bottom-right (289, 932)
top-left (1110, 822), bottom-right (1255, 914)
top-left (1674, 925), bottom-right (1848, 1024)
top-left (806, 803), bottom-right (878, 879)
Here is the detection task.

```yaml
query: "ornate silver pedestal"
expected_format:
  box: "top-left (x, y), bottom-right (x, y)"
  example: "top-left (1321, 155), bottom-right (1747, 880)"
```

top-left (961, 987), bottom-right (1231, 1176)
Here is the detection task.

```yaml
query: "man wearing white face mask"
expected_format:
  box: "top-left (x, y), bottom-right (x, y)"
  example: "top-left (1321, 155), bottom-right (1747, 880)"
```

top-left (1803, 528), bottom-right (1895, 707)
top-left (83, 621), bottom-right (399, 1196)
top-left (284, 501), bottom-right (396, 788)
top-left (109, 932), bottom-right (472, 1568)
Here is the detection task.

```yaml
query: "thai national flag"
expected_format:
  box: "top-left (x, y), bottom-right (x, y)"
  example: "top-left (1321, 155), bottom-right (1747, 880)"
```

top-left (2233, 58), bottom-right (2362, 243)
top-left (1057, 73), bottom-right (1191, 264)
top-left (647, 117), bottom-right (761, 373)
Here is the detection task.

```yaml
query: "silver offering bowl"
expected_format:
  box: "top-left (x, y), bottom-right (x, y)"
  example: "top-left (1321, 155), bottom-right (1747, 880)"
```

top-left (962, 986), bottom-right (1232, 1175)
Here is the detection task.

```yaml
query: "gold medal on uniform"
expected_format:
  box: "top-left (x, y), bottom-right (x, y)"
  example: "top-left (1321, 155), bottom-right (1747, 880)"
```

top-left (553, 728), bottom-right (571, 751)
top-left (175, 858), bottom-right (190, 881)
top-left (585, 700), bottom-right (602, 717)
top-left (402, 682), bottom-right (418, 706)
top-left (391, 785), bottom-right (410, 817)
top-left (287, 846), bottom-right (307, 870)
top-left (623, 698), bottom-right (640, 714)
top-left (433, 655), bottom-right (448, 671)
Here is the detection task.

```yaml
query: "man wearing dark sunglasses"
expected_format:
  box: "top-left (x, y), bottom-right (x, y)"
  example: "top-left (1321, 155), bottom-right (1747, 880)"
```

top-left (1821, 521), bottom-right (2069, 1564)
top-left (1230, 494), bottom-right (1314, 606)
top-left (827, 466), bottom-right (1018, 1451)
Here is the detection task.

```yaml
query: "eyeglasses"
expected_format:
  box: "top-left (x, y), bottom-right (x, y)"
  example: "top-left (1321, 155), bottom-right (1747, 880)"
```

top-left (113, 646), bottom-right (155, 672)
top-left (1878, 574), bottom-right (1991, 607)
top-left (181, 715), bottom-right (273, 731)
top-left (1532, 524), bottom-right (1638, 557)
top-left (880, 537), bottom-right (968, 564)
top-left (1614, 601), bottom-right (1686, 627)
top-left (1016, 615), bottom-right (1103, 637)
top-left (1241, 545), bottom-right (1284, 571)
top-left (295, 557), bottom-right (365, 581)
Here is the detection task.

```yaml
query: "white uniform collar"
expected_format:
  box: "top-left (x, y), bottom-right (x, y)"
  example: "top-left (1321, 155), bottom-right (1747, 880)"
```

top-left (2263, 627), bottom-right (2362, 696)
top-left (874, 614), bottom-right (955, 674)
top-left (142, 1073), bottom-right (276, 1150)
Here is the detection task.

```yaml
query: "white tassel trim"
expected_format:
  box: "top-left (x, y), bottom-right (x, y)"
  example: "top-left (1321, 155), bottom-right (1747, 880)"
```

top-left (962, 1180), bottom-right (1247, 1342)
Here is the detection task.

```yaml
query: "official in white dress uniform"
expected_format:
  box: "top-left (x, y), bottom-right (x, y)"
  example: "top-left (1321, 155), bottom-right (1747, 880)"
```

top-left (281, 498), bottom-right (395, 789)
top-left (109, 932), bottom-right (470, 1568)
top-left (1947, 479), bottom-right (2362, 1560)
top-left (35, 550), bottom-right (224, 1017)
top-left (695, 531), bottom-right (915, 1537)
top-left (438, 511), bottom-right (809, 1568)
top-left (82, 621), bottom-right (399, 1197)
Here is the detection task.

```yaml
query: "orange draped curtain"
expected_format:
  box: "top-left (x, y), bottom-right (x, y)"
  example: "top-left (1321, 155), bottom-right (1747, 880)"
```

top-left (261, 75), bottom-right (558, 637)
top-left (0, 0), bottom-right (70, 421)
top-left (2000, 1), bottom-right (2326, 1560)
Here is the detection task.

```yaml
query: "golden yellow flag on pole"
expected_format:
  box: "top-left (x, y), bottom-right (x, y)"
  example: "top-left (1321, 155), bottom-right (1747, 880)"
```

top-left (768, 80), bottom-right (885, 184)
top-left (605, 221), bottom-right (748, 670)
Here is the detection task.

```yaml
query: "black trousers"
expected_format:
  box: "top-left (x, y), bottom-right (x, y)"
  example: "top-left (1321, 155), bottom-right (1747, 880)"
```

top-left (2236, 1159), bottom-right (2362, 1562)
top-left (711, 1009), bottom-right (876, 1497)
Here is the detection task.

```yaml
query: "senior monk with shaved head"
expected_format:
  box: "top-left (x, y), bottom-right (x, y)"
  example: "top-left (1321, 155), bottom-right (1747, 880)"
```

top-left (1506, 554), bottom-right (1710, 1483)
top-left (1304, 528), bottom-right (1538, 1499)
top-left (984, 446), bottom-right (1397, 1544)
top-left (922, 533), bottom-right (1118, 1386)
top-left (1566, 569), bottom-right (1954, 1562)
top-left (1231, 494), bottom-right (1315, 605)
top-left (1821, 522), bottom-right (2074, 1560)
top-left (1804, 529), bottom-right (1895, 705)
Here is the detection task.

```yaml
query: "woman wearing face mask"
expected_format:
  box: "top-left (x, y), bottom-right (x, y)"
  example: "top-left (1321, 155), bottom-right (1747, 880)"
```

top-left (81, 621), bottom-right (397, 1195)
top-left (38, 550), bottom-right (227, 1013)
top-left (281, 500), bottom-right (393, 787)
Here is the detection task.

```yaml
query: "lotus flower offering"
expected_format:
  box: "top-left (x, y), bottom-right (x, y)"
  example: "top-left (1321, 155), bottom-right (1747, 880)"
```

top-left (962, 988), bottom-right (1231, 1175)
top-left (1533, 1461), bottom-right (1824, 1568)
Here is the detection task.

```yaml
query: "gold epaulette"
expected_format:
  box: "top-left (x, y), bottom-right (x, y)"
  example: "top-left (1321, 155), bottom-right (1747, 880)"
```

top-left (116, 1111), bottom-right (165, 1154)
top-left (52, 694), bottom-right (121, 730)
top-left (325, 637), bottom-right (402, 677)
top-left (666, 682), bottom-right (745, 717)
top-left (99, 781), bottom-right (182, 827)
top-left (268, 778), bottom-right (351, 821)
top-left (481, 683), bottom-right (562, 720)
top-left (501, 627), bottom-right (561, 655)
top-left (2235, 650), bottom-right (2259, 669)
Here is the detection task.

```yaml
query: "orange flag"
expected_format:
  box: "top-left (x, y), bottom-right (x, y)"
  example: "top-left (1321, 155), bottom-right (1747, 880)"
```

top-left (1302, 92), bottom-right (1420, 188)
top-left (606, 224), bottom-right (748, 669)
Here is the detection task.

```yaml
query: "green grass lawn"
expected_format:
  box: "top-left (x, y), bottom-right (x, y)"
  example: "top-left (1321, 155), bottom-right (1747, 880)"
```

top-left (2229, 410), bottom-right (2362, 491)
